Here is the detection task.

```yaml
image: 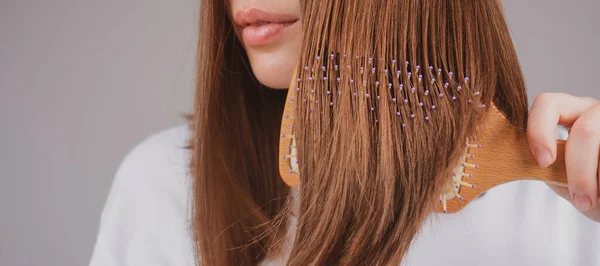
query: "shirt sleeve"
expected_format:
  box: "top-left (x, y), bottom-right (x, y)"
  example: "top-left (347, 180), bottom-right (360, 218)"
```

top-left (89, 126), bottom-right (195, 266)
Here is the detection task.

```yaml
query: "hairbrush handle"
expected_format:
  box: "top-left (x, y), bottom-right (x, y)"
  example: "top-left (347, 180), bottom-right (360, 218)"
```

top-left (468, 107), bottom-right (567, 187)
top-left (441, 107), bottom-right (568, 213)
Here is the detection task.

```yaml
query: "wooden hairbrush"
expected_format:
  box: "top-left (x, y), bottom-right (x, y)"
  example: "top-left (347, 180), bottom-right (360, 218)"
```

top-left (278, 60), bottom-right (568, 214)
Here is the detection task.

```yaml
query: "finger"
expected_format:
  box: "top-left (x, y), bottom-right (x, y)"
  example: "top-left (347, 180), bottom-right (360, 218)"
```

top-left (547, 183), bottom-right (600, 222)
top-left (565, 103), bottom-right (600, 212)
top-left (527, 93), bottom-right (597, 168)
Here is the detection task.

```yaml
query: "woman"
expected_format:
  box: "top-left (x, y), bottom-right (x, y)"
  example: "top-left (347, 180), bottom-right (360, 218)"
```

top-left (90, 0), bottom-right (600, 265)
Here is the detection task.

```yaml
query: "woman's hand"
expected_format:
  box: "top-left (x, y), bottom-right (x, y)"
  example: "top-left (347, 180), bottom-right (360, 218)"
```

top-left (527, 93), bottom-right (600, 222)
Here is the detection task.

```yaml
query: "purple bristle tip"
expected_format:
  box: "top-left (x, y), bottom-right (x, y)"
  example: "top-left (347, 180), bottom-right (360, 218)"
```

top-left (326, 91), bottom-right (331, 95)
top-left (396, 112), bottom-right (401, 116)
top-left (439, 93), bottom-right (444, 98)
top-left (330, 102), bottom-right (334, 106)
top-left (392, 98), bottom-right (397, 102)
top-left (371, 107), bottom-right (375, 111)
top-left (432, 105), bottom-right (436, 109)
top-left (366, 93), bottom-right (370, 97)
top-left (410, 114), bottom-right (415, 118)
top-left (452, 96), bottom-right (457, 101)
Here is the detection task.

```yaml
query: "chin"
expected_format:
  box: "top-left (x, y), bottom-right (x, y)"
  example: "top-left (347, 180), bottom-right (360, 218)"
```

top-left (248, 55), bottom-right (296, 89)
top-left (245, 41), bottom-right (300, 89)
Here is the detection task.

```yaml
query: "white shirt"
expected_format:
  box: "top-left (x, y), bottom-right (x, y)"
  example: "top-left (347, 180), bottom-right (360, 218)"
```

top-left (89, 125), bottom-right (600, 266)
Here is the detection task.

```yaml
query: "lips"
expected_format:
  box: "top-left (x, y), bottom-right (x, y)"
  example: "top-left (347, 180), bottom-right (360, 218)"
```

top-left (234, 8), bottom-right (299, 46)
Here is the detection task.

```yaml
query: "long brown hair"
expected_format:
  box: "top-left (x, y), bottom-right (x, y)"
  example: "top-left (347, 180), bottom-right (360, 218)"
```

top-left (190, 0), bottom-right (529, 265)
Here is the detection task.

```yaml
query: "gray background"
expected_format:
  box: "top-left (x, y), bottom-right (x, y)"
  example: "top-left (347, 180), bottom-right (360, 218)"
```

top-left (0, 0), bottom-right (598, 265)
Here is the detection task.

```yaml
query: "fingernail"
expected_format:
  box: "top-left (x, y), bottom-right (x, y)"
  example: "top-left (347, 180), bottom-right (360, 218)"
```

top-left (572, 193), bottom-right (592, 212)
top-left (535, 148), bottom-right (552, 168)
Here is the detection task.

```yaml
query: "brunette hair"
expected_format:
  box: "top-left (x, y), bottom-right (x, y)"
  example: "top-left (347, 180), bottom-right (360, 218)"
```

top-left (189, 0), bottom-right (529, 265)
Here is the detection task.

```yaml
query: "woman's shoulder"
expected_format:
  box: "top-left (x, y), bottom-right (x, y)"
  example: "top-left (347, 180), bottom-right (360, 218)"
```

top-left (89, 125), bottom-right (195, 266)
top-left (114, 124), bottom-right (191, 187)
